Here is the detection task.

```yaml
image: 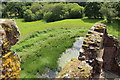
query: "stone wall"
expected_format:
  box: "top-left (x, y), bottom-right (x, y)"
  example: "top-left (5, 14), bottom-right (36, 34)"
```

top-left (57, 23), bottom-right (120, 78)
top-left (103, 34), bottom-right (120, 75)
top-left (0, 19), bottom-right (20, 79)
top-left (79, 23), bottom-right (120, 76)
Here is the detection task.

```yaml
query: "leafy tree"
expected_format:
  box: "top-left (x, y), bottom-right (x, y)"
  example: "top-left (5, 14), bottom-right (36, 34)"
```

top-left (63, 3), bottom-right (84, 19)
top-left (51, 3), bottom-right (65, 20)
top-left (35, 10), bottom-right (43, 20)
top-left (0, 6), bottom-right (2, 18)
top-left (43, 12), bottom-right (53, 22)
top-left (43, 3), bottom-right (84, 22)
top-left (63, 3), bottom-right (74, 19)
top-left (2, 2), bottom-right (31, 18)
top-left (3, 2), bottom-right (18, 17)
top-left (69, 3), bottom-right (84, 18)
top-left (23, 9), bottom-right (35, 22)
top-left (85, 2), bottom-right (102, 19)
top-left (21, 3), bottom-right (43, 21)
top-left (113, 2), bottom-right (120, 18)
top-left (30, 3), bottom-right (42, 14)
top-left (100, 2), bottom-right (118, 23)
top-left (43, 3), bottom-right (65, 22)
top-left (42, 3), bottom-right (55, 14)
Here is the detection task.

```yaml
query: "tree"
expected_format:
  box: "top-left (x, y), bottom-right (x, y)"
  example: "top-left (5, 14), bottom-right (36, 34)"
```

top-left (35, 10), bottom-right (43, 20)
top-left (2, 2), bottom-right (30, 18)
top-left (63, 3), bottom-right (84, 19)
top-left (43, 12), bottom-right (53, 22)
top-left (43, 3), bottom-right (65, 22)
top-left (43, 3), bottom-right (84, 22)
top-left (23, 9), bottom-right (35, 22)
top-left (0, 4), bottom-right (2, 18)
top-left (30, 3), bottom-right (42, 14)
top-left (113, 2), bottom-right (120, 18)
top-left (69, 3), bottom-right (84, 18)
top-left (100, 2), bottom-right (118, 23)
top-left (85, 2), bottom-right (102, 19)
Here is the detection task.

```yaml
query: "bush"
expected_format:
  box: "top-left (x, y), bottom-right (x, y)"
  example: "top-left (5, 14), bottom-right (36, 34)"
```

top-left (69, 5), bottom-right (84, 18)
top-left (43, 3), bottom-right (65, 22)
top-left (63, 3), bottom-right (84, 19)
top-left (43, 12), bottom-right (54, 22)
top-left (100, 3), bottom-right (118, 23)
top-left (113, 2), bottom-right (120, 18)
top-left (35, 10), bottom-right (43, 20)
top-left (23, 9), bottom-right (35, 22)
top-left (43, 3), bottom-right (84, 22)
top-left (30, 3), bottom-right (42, 14)
top-left (63, 11), bottom-right (70, 19)
top-left (52, 3), bottom-right (65, 21)
top-left (85, 2), bottom-right (102, 19)
top-left (19, 3), bottom-right (84, 22)
top-left (0, 7), bottom-right (2, 18)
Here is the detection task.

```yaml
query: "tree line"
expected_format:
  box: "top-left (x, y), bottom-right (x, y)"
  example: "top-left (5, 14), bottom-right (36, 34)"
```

top-left (2, 2), bottom-right (120, 23)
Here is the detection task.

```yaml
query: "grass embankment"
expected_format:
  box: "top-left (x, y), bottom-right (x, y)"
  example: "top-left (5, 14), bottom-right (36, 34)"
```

top-left (11, 18), bottom-right (119, 78)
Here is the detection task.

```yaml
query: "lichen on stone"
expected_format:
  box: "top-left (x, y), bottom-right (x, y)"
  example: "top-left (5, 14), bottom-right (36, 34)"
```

top-left (58, 23), bottom-right (120, 79)
top-left (56, 58), bottom-right (92, 78)
top-left (0, 19), bottom-right (20, 79)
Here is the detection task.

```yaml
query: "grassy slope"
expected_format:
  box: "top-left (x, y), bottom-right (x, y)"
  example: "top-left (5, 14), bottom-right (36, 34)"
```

top-left (11, 18), bottom-right (119, 78)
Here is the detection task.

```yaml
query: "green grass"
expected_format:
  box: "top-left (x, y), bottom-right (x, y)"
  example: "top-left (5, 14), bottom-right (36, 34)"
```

top-left (11, 18), bottom-right (120, 78)
top-left (100, 19), bottom-right (119, 40)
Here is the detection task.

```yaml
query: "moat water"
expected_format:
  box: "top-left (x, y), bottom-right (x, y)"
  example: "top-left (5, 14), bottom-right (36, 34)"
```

top-left (37, 37), bottom-right (84, 78)
top-left (58, 37), bottom-right (84, 68)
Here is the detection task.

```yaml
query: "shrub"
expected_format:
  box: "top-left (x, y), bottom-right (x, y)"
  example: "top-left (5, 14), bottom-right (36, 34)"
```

top-left (43, 3), bottom-right (65, 22)
top-left (43, 12), bottom-right (53, 22)
top-left (63, 11), bottom-right (70, 19)
top-left (30, 3), bottom-right (42, 14)
top-left (100, 3), bottom-right (118, 23)
top-left (69, 5), bottom-right (84, 18)
top-left (23, 9), bottom-right (35, 22)
top-left (21, 3), bottom-right (84, 22)
top-left (85, 2), bottom-right (102, 19)
top-left (43, 3), bottom-right (84, 22)
top-left (113, 2), bottom-right (120, 18)
top-left (35, 10), bottom-right (43, 20)
top-left (51, 3), bottom-right (65, 21)
top-left (63, 3), bottom-right (84, 19)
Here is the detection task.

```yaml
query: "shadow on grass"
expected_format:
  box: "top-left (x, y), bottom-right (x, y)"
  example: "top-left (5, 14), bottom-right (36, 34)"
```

top-left (103, 19), bottom-right (119, 31)
top-left (82, 18), bottom-right (119, 32)
top-left (81, 18), bottom-right (103, 23)
top-left (21, 19), bottom-right (45, 23)
top-left (100, 19), bottom-right (120, 40)
top-left (81, 18), bottom-right (120, 40)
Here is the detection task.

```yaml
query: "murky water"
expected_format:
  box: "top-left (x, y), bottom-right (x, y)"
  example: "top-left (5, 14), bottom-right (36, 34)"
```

top-left (58, 37), bottom-right (84, 68)
top-left (37, 37), bottom-right (84, 78)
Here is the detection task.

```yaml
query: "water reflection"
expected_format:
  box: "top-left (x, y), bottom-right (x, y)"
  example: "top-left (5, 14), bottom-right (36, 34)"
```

top-left (58, 37), bottom-right (84, 68)
top-left (37, 37), bottom-right (84, 78)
